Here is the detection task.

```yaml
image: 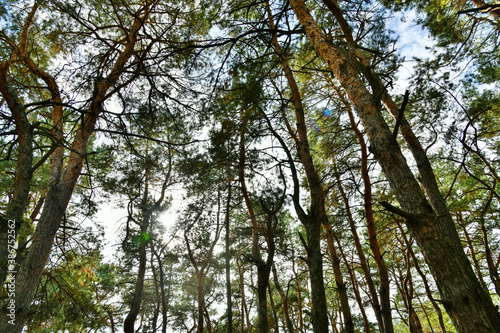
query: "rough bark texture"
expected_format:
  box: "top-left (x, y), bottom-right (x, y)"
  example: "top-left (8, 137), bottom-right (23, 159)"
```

top-left (288, 0), bottom-right (500, 331)
top-left (123, 228), bottom-right (148, 333)
top-left (324, 223), bottom-right (354, 333)
top-left (239, 121), bottom-right (269, 333)
top-left (0, 62), bottom-right (33, 288)
top-left (0, 3), bottom-right (153, 331)
top-left (266, 4), bottom-right (329, 330)
top-left (224, 183), bottom-right (233, 333)
top-left (272, 264), bottom-right (295, 333)
top-left (0, 1), bottom-right (39, 289)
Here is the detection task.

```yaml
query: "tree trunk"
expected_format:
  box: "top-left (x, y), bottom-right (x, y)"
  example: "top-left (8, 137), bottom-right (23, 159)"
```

top-left (288, 0), bottom-right (500, 331)
top-left (324, 223), bottom-right (354, 333)
top-left (336, 241), bottom-right (372, 333)
top-left (265, 4), bottom-right (330, 330)
top-left (151, 250), bottom-right (160, 332)
top-left (268, 283), bottom-right (279, 333)
top-left (239, 119), bottom-right (278, 333)
top-left (458, 212), bottom-right (489, 292)
top-left (292, 249), bottom-right (304, 332)
top-left (0, 62), bottom-right (33, 288)
top-left (123, 238), bottom-right (148, 333)
top-left (238, 258), bottom-right (252, 333)
top-left (407, 230), bottom-right (447, 333)
top-left (479, 186), bottom-right (500, 296)
top-left (272, 263), bottom-right (295, 333)
top-left (342, 95), bottom-right (393, 333)
top-left (0, 4), bottom-right (152, 331)
top-left (225, 182), bottom-right (233, 333)
top-left (196, 274), bottom-right (205, 333)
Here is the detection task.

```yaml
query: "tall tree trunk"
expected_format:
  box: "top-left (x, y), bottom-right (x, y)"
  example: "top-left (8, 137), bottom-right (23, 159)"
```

top-left (292, 250), bottom-right (304, 333)
top-left (339, 90), bottom-right (393, 333)
top-left (0, 4), bottom-right (153, 331)
top-left (332, 161), bottom-right (387, 333)
top-left (123, 233), bottom-right (148, 333)
top-left (336, 241), bottom-right (372, 333)
top-left (457, 212), bottom-right (488, 292)
top-left (0, 62), bottom-right (33, 288)
top-left (239, 119), bottom-right (279, 333)
top-left (479, 184), bottom-right (500, 296)
top-left (151, 248), bottom-right (160, 332)
top-left (268, 283), bottom-right (279, 333)
top-left (288, 0), bottom-right (500, 331)
top-left (196, 274), bottom-right (205, 333)
top-left (0, 108), bottom-right (99, 333)
top-left (239, 120), bottom-right (267, 332)
top-left (265, 4), bottom-right (329, 331)
top-left (238, 258), bottom-right (252, 333)
top-left (124, 170), bottom-right (153, 333)
top-left (406, 230), bottom-right (447, 333)
top-left (225, 181), bottom-right (233, 333)
top-left (324, 223), bottom-right (354, 333)
top-left (272, 263), bottom-right (295, 333)
top-left (185, 190), bottom-right (223, 333)
top-left (0, 1), bottom-right (40, 288)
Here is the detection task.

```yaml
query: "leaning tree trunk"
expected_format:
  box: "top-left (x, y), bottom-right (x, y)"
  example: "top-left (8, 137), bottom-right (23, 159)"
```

top-left (265, 4), bottom-right (331, 331)
top-left (324, 223), bottom-right (354, 333)
top-left (272, 263), bottom-right (295, 333)
top-left (0, 62), bottom-right (33, 288)
top-left (0, 2), bottom-right (41, 289)
top-left (288, 0), bottom-right (500, 331)
top-left (239, 120), bottom-right (274, 333)
top-left (0, 4), bottom-right (151, 331)
top-left (123, 232), bottom-right (148, 333)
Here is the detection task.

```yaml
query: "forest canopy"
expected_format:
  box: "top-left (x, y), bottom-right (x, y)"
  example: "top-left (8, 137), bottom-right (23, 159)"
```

top-left (1, 0), bottom-right (500, 332)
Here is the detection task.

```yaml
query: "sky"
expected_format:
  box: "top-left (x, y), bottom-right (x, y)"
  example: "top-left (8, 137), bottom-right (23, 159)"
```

top-left (91, 6), bottom-right (439, 263)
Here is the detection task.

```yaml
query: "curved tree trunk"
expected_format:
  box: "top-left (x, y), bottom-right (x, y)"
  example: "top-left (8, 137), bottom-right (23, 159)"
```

top-left (288, 0), bottom-right (500, 331)
top-left (265, 3), bottom-right (330, 331)
top-left (123, 236), bottom-right (148, 333)
top-left (0, 62), bottom-right (33, 288)
top-left (0, 3), bottom-right (153, 331)
top-left (324, 223), bottom-right (354, 333)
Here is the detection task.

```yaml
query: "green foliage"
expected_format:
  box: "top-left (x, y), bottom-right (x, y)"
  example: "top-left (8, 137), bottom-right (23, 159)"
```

top-left (3, 0), bottom-right (500, 332)
top-left (28, 249), bottom-right (112, 332)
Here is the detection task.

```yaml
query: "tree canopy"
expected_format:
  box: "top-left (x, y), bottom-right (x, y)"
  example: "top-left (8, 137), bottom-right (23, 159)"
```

top-left (1, 0), bottom-right (500, 332)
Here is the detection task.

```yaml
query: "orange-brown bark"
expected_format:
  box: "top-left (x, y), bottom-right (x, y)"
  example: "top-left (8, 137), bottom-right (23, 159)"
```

top-left (288, 0), bottom-right (500, 331)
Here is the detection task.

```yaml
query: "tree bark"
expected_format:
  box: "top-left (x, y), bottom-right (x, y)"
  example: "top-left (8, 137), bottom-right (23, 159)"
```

top-left (123, 225), bottom-right (149, 333)
top-left (238, 120), bottom-right (270, 333)
top-left (336, 240), bottom-right (372, 333)
top-left (265, 4), bottom-right (329, 331)
top-left (272, 263), bottom-right (295, 333)
top-left (0, 3), bottom-right (153, 331)
top-left (479, 184), bottom-right (500, 296)
top-left (288, 0), bottom-right (500, 331)
top-left (0, 62), bottom-right (33, 288)
top-left (324, 222), bottom-right (354, 333)
top-left (225, 182), bottom-right (233, 333)
top-left (343, 102), bottom-right (394, 333)
top-left (0, 1), bottom-right (40, 289)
